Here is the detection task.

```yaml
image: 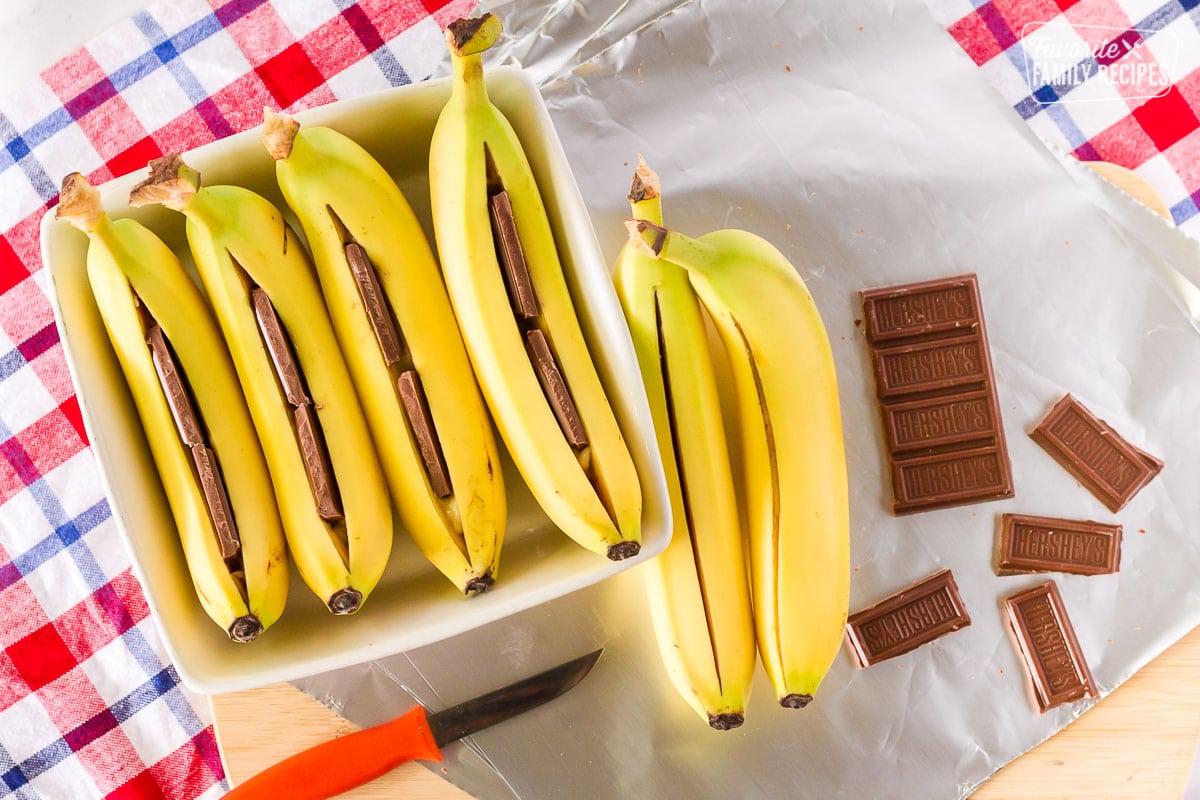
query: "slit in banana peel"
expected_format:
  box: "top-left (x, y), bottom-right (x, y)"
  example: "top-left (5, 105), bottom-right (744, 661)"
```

top-left (56, 172), bottom-right (288, 642)
top-left (129, 155), bottom-right (392, 615)
top-left (614, 158), bottom-right (755, 730)
top-left (263, 107), bottom-right (505, 596)
top-left (627, 215), bottom-right (851, 709)
top-left (429, 13), bottom-right (643, 561)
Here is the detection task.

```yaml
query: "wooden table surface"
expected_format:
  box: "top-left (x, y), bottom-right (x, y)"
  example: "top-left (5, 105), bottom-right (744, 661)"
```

top-left (212, 624), bottom-right (1200, 799)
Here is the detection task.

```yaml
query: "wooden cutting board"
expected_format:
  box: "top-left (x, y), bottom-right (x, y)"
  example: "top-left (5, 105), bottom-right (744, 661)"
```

top-left (214, 627), bottom-right (1200, 798)
top-left (214, 162), bottom-right (1200, 798)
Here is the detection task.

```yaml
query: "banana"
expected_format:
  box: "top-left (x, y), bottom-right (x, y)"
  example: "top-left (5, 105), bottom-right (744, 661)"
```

top-left (263, 110), bottom-right (505, 595)
top-left (428, 14), bottom-right (642, 559)
top-left (628, 219), bottom-right (850, 708)
top-left (56, 172), bottom-right (288, 641)
top-left (614, 159), bottom-right (755, 729)
top-left (129, 156), bottom-right (392, 614)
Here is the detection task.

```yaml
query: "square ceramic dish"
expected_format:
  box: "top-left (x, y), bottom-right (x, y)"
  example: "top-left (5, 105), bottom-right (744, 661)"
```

top-left (40, 67), bottom-right (671, 695)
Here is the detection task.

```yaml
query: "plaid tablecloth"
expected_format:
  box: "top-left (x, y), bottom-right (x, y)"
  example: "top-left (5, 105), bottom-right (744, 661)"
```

top-left (0, 0), bottom-right (1197, 798)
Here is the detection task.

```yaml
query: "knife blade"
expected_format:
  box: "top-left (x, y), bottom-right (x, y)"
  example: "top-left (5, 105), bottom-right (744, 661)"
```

top-left (223, 648), bottom-right (603, 799)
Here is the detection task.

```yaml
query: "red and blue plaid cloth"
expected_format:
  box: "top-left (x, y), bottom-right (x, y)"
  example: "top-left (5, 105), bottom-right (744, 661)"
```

top-left (927, 0), bottom-right (1200, 238)
top-left (0, 0), bottom-right (1197, 798)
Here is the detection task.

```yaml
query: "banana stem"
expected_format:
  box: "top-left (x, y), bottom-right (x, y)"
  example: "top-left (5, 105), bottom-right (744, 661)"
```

top-left (450, 51), bottom-right (489, 109)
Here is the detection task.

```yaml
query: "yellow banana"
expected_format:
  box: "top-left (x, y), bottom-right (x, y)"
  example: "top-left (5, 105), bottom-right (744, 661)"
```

top-left (129, 156), bottom-right (392, 614)
top-left (429, 14), bottom-right (642, 559)
top-left (629, 219), bottom-right (850, 708)
top-left (614, 159), bottom-right (755, 729)
top-left (263, 110), bottom-right (505, 595)
top-left (56, 172), bottom-right (288, 640)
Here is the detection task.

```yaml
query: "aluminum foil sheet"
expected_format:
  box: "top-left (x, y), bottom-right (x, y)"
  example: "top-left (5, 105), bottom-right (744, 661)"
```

top-left (294, 0), bottom-right (1200, 796)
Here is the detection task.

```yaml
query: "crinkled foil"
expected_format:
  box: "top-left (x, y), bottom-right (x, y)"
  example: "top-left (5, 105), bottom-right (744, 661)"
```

top-left (294, 0), bottom-right (1200, 797)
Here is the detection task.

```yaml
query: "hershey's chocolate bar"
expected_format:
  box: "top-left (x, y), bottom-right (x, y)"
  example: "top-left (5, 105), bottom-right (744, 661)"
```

top-left (146, 325), bottom-right (203, 447)
top-left (344, 242), bottom-right (405, 366)
top-left (397, 369), bottom-right (452, 499)
top-left (881, 389), bottom-right (998, 454)
top-left (1029, 394), bottom-right (1162, 513)
top-left (489, 190), bottom-right (540, 320)
top-left (890, 444), bottom-right (1013, 515)
top-left (293, 404), bottom-right (343, 522)
top-left (860, 275), bottom-right (981, 343)
top-left (995, 513), bottom-right (1121, 576)
top-left (1004, 581), bottom-right (1097, 713)
top-left (859, 274), bottom-right (1013, 515)
top-left (526, 328), bottom-right (588, 448)
top-left (870, 333), bottom-right (988, 401)
top-left (190, 444), bottom-right (240, 560)
top-left (251, 287), bottom-right (310, 407)
top-left (845, 568), bottom-right (971, 666)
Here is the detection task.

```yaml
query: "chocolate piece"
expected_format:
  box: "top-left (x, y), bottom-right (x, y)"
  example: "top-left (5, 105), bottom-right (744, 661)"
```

top-left (397, 370), bottom-right (452, 499)
top-left (882, 390), bottom-right (998, 454)
top-left (891, 444), bottom-right (1013, 515)
top-left (845, 568), bottom-right (971, 667)
top-left (995, 513), bottom-right (1122, 576)
top-left (1029, 394), bottom-right (1162, 513)
top-left (861, 274), bottom-right (981, 343)
top-left (344, 242), bottom-right (404, 365)
top-left (190, 444), bottom-right (240, 560)
top-left (251, 287), bottom-right (310, 407)
top-left (870, 333), bottom-right (987, 400)
top-left (146, 325), bottom-right (203, 447)
top-left (489, 190), bottom-right (540, 320)
top-left (293, 404), bottom-right (343, 521)
top-left (859, 274), bottom-right (1013, 514)
top-left (526, 328), bottom-right (588, 448)
top-left (1004, 581), bottom-right (1097, 713)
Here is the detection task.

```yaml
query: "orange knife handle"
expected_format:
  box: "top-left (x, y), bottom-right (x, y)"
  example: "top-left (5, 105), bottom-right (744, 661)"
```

top-left (223, 705), bottom-right (444, 800)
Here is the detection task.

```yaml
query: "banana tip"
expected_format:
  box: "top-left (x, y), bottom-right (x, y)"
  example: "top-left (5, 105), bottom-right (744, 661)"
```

top-left (465, 573), bottom-right (494, 596)
top-left (606, 540), bottom-right (641, 561)
top-left (628, 155), bottom-right (660, 203)
top-left (780, 693), bottom-right (813, 709)
top-left (262, 107), bottom-right (300, 160)
top-left (55, 172), bottom-right (103, 232)
top-left (707, 713), bottom-right (745, 731)
top-left (128, 153), bottom-right (198, 211)
top-left (625, 219), bottom-right (667, 257)
top-left (227, 615), bottom-right (264, 643)
top-left (328, 587), bottom-right (363, 615)
top-left (446, 13), bottom-right (501, 56)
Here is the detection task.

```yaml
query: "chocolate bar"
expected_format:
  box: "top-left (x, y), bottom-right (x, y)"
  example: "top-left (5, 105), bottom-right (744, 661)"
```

top-left (293, 404), bottom-right (343, 521)
top-left (870, 333), bottom-right (988, 401)
top-left (190, 444), bottom-right (240, 560)
top-left (344, 242), bottom-right (405, 365)
top-left (995, 513), bottom-right (1121, 576)
top-left (526, 328), bottom-right (588, 448)
top-left (1004, 581), bottom-right (1097, 713)
top-left (891, 444), bottom-right (1013, 515)
top-left (1029, 394), bottom-right (1162, 513)
top-left (397, 370), bottom-right (452, 499)
top-left (251, 287), bottom-right (310, 407)
top-left (881, 390), bottom-right (999, 454)
top-left (489, 190), bottom-right (540, 320)
top-left (859, 274), bottom-right (1013, 514)
top-left (861, 275), bottom-right (980, 343)
top-left (146, 325), bottom-right (203, 447)
top-left (844, 568), bottom-right (971, 667)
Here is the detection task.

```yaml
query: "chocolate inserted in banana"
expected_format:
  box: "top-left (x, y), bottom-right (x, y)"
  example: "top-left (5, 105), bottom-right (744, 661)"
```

top-left (251, 287), bottom-right (310, 406)
top-left (293, 404), bottom-right (344, 521)
top-left (526, 329), bottom-right (588, 448)
top-left (345, 242), bottom-right (405, 365)
top-left (398, 369), bottom-right (453, 498)
top-left (489, 189), bottom-right (540, 320)
top-left (189, 443), bottom-right (241, 560)
top-left (147, 325), bottom-right (203, 447)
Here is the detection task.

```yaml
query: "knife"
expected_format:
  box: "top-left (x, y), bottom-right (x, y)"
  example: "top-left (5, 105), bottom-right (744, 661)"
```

top-left (224, 648), bottom-right (603, 799)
